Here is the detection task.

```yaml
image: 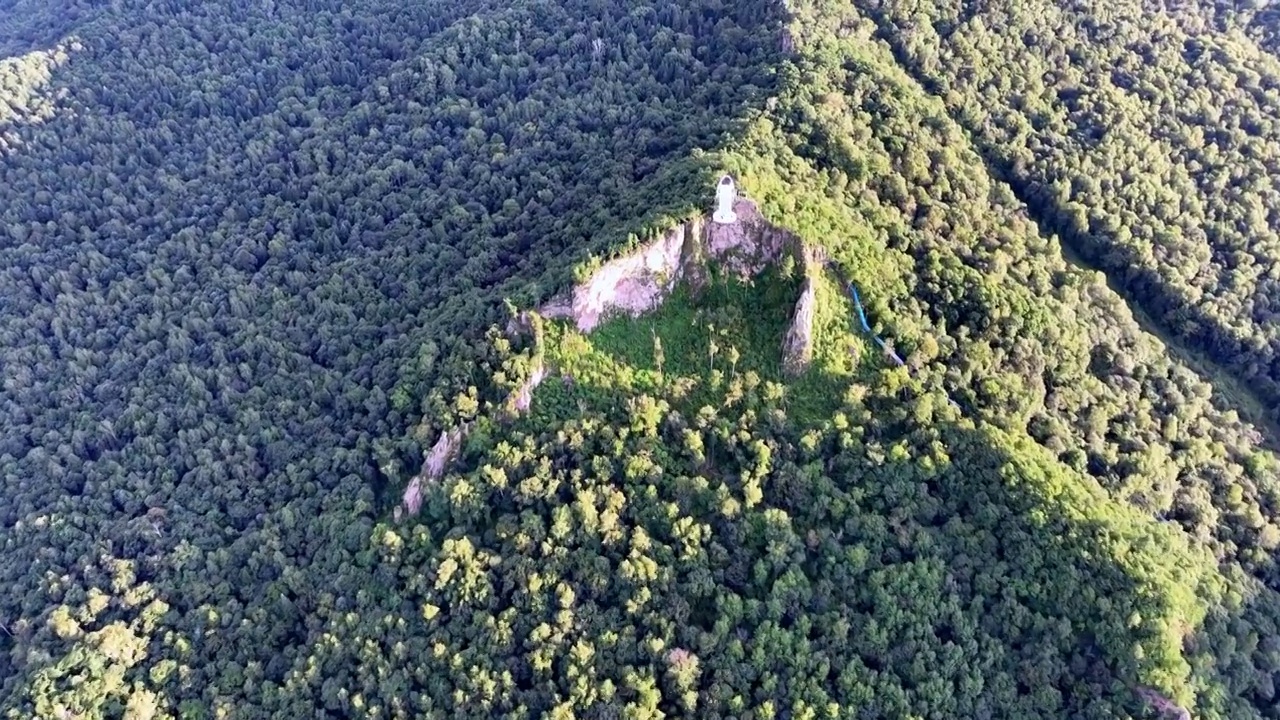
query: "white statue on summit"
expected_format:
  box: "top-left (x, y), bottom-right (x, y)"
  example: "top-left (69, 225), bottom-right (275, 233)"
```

top-left (713, 174), bottom-right (738, 224)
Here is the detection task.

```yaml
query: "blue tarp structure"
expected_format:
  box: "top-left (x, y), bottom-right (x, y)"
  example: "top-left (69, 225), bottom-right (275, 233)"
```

top-left (851, 285), bottom-right (872, 333)
top-left (849, 284), bottom-right (905, 367)
top-left (849, 280), bottom-right (960, 411)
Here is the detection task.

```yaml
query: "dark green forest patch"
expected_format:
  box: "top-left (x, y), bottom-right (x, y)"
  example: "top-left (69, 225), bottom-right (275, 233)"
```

top-left (0, 0), bottom-right (793, 714)
top-left (0, 0), bottom-right (103, 57)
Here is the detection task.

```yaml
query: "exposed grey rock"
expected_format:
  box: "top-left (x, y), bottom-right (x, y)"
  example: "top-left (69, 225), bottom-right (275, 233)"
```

top-left (402, 424), bottom-right (469, 516)
top-left (782, 275), bottom-right (816, 378)
top-left (566, 223), bottom-right (689, 333)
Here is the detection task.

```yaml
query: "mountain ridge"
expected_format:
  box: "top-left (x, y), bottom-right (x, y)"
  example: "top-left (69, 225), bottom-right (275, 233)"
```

top-left (5, 0), bottom-right (1280, 717)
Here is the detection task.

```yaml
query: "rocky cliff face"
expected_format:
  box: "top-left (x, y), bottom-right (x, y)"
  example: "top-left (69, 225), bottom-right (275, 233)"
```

top-left (781, 243), bottom-right (826, 378)
top-left (782, 276), bottom-right (816, 378)
top-left (541, 220), bottom-right (696, 333)
top-left (508, 358), bottom-right (547, 415)
top-left (403, 194), bottom-right (819, 519)
top-left (400, 320), bottom-right (550, 518)
top-left (539, 197), bottom-right (803, 331)
top-left (400, 423), bottom-right (468, 518)
top-left (705, 199), bottom-right (793, 282)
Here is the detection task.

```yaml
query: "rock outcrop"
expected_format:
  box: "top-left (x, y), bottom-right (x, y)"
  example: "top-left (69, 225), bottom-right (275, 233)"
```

top-left (405, 188), bottom-right (822, 519)
top-left (782, 276), bottom-right (816, 377)
top-left (539, 196), bottom-right (805, 332)
top-left (401, 423), bottom-right (469, 516)
top-left (508, 358), bottom-right (548, 416)
top-left (500, 311), bottom-right (550, 418)
top-left (780, 243), bottom-right (825, 378)
top-left (401, 316), bottom-right (552, 518)
top-left (537, 296), bottom-right (573, 323)
top-left (706, 199), bottom-right (793, 282)
top-left (544, 220), bottom-right (695, 333)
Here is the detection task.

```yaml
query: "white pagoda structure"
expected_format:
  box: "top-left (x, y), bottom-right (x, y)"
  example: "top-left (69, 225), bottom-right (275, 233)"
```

top-left (713, 174), bottom-right (738, 224)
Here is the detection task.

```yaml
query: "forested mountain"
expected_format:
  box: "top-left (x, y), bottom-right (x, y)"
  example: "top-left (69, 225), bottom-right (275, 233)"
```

top-left (861, 0), bottom-right (1280, 427)
top-left (2, 0), bottom-right (1279, 718)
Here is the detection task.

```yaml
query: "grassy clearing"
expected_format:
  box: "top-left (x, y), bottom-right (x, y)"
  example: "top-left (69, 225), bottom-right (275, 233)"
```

top-left (589, 265), bottom-right (796, 378)
top-left (534, 261), bottom-right (887, 428)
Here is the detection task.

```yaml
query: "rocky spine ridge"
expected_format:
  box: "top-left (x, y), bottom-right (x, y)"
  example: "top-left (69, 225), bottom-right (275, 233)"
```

top-left (538, 196), bottom-right (808, 331)
top-left (400, 193), bottom-right (818, 518)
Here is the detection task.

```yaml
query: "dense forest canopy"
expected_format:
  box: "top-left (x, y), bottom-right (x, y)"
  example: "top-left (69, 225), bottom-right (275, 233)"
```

top-left (2, 0), bottom-right (1280, 718)
top-left (860, 0), bottom-right (1280, 427)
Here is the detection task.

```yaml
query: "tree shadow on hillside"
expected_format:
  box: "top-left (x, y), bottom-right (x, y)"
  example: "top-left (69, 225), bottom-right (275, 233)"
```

top-left (397, 318), bottom-right (1280, 720)
top-left (505, 366), bottom-right (1258, 718)
top-left (1180, 579), bottom-right (1280, 719)
top-left (587, 266), bottom-right (799, 373)
top-left (0, 0), bottom-right (104, 57)
top-left (949, 422), bottom-right (1280, 719)
top-left (798, 417), bottom-right (1241, 719)
top-left (573, 262), bottom-right (884, 427)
